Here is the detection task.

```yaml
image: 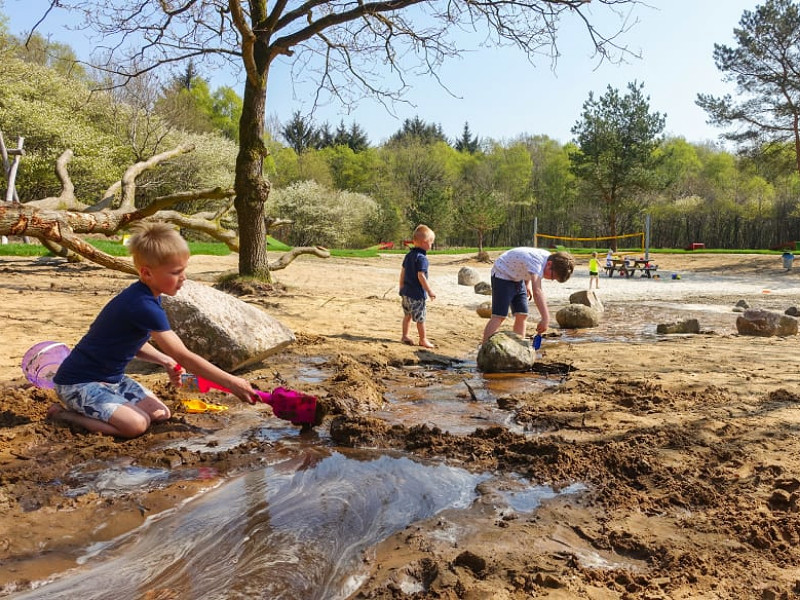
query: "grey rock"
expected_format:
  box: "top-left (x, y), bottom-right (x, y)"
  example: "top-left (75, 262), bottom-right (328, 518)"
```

top-left (457, 266), bottom-right (482, 286)
top-left (785, 306), bottom-right (800, 317)
top-left (735, 299), bottom-right (750, 309)
top-left (569, 290), bottom-right (604, 312)
top-left (556, 304), bottom-right (600, 329)
top-left (162, 279), bottom-right (295, 371)
top-left (656, 318), bottom-right (700, 334)
top-left (477, 332), bottom-right (535, 373)
top-left (736, 308), bottom-right (798, 337)
top-left (474, 281), bottom-right (492, 295)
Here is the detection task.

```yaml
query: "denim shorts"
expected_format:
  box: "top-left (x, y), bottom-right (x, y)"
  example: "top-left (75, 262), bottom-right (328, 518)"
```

top-left (490, 275), bottom-right (528, 317)
top-left (401, 295), bottom-right (427, 322)
top-left (54, 376), bottom-right (154, 423)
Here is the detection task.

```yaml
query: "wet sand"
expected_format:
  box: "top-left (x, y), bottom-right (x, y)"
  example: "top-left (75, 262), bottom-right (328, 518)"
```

top-left (2, 252), bottom-right (800, 598)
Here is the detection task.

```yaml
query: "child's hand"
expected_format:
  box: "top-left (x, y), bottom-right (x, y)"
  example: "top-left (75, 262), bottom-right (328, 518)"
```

top-left (428, 291), bottom-right (436, 300)
top-left (168, 363), bottom-right (185, 387)
top-left (227, 376), bottom-right (257, 404)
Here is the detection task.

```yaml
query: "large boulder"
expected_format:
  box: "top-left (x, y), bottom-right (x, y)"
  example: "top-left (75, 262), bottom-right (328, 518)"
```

top-left (736, 308), bottom-right (798, 337)
top-left (569, 290), bottom-right (604, 312)
top-left (555, 304), bottom-right (600, 329)
top-left (477, 332), bottom-right (535, 373)
top-left (162, 280), bottom-right (295, 371)
top-left (458, 266), bottom-right (482, 286)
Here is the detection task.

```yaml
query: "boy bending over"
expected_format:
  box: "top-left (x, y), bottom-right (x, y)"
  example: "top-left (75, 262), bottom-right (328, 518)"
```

top-left (481, 248), bottom-right (574, 343)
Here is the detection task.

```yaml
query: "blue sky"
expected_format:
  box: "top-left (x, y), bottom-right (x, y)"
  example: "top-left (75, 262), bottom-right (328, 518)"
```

top-left (4, 0), bottom-right (758, 146)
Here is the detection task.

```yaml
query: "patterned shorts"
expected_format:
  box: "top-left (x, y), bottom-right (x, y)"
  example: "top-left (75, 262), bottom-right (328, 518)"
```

top-left (401, 295), bottom-right (427, 323)
top-left (54, 376), bottom-right (154, 423)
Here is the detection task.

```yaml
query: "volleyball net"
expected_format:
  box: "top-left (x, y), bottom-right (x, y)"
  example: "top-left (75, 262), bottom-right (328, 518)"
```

top-left (535, 232), bottom-right (645, 254)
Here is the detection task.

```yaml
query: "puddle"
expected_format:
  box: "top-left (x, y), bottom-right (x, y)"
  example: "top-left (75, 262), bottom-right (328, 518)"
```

top-left (495, 479), bottom-right (587, 513)
top-left (13, 449), bottom-right (584, 599)
top-left (377, 363), bottom-right (561, 435)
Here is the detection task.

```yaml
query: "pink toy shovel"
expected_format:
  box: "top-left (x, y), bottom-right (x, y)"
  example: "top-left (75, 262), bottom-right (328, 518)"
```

top-left (176, 367), bottom-right (319, 426)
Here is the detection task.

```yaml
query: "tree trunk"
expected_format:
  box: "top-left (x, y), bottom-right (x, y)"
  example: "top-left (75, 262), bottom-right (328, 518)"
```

top-left (606, 191), bottom-right (618, 250)
top-left (234, 35), bottom-right (270, 280)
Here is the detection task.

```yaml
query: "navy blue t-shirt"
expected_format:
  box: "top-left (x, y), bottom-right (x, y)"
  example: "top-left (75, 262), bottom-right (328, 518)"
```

top-left (400, 247), bottom-right (429, 301)
top-left (54, 280), bottom-right (171, 385)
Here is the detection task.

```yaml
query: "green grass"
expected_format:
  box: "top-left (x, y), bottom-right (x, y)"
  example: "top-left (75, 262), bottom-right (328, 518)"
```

top-left (0, 239), bottom-right (232, 257)
top-left (267, 236), bottom-right (292, 251)
top-left (0, 243), bottom-right (48, 256)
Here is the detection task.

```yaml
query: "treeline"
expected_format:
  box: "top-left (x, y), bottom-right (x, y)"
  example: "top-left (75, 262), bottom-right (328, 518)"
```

top-left (4, 21), bottom-right (800, 251)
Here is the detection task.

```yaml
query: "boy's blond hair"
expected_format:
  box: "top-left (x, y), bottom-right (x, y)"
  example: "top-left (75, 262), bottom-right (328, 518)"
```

top-left (413, 224), bottom-right (435, 243)
top-left (128, 222), bottom-right (189, 268)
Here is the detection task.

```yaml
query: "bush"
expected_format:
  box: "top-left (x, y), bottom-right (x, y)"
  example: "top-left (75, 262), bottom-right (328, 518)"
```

top-left (268, 180), bottom-right (379, 248)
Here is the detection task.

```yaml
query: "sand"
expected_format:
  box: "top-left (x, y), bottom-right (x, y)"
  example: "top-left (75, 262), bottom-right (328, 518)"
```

top-left (2, 251), bottom-right (800, 599)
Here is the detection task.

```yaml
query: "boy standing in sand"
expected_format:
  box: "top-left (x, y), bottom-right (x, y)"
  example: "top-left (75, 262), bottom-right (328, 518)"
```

top-left (589, 252), bottom-right (600, 289)
top-left (48, 222), bottom-right (256, 438)
top-left (399, 224), bottom-right (436, 348)
top-left (482, 248), bottom-right (574, 343)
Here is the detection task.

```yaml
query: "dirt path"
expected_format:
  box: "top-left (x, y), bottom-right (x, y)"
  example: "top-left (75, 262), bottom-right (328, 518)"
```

top-left (2, 251), bottom-right (800, 598)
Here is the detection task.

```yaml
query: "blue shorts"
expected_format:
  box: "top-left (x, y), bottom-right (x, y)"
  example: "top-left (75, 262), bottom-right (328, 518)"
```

top-left (490, 275), bottom-right (528, 317)
top-left (401, 295), bottom-right (427, 322)
top-left (54, 376), bottom-right (154, 423)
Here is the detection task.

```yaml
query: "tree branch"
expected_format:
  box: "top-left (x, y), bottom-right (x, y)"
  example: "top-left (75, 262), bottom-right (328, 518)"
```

top-left (268, 245), bottom-right (331, 270)
top-left (119, 143), bottom-right (196, 209)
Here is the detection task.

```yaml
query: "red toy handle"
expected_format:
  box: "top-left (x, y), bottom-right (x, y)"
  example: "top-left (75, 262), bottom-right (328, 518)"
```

top-left (175, 365), bottom-right (231, 394)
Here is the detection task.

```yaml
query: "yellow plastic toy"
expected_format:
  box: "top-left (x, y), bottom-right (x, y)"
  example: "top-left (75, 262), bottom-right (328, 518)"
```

top-left (181, 398), bottom-right (230, 414)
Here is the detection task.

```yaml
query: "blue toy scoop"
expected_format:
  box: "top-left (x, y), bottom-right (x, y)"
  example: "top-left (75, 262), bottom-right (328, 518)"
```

top-left (532, 334), bottom-right (542, 350)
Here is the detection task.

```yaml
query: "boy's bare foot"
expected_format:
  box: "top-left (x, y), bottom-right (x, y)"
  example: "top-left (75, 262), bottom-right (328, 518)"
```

top-left (401, 337), bottom-right (414, 346)
top-left (419, 339), bottom-right (435, 349)
top-left (46, 403), bottom-right (67, 421)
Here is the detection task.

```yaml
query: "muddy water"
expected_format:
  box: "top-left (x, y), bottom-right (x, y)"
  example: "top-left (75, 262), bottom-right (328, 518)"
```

top-left (7, 298), bottom-right (752, 598)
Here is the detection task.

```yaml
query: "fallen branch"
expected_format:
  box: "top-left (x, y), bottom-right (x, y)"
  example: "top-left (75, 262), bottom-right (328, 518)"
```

top-left (0, 141), bottom-right (328, 276)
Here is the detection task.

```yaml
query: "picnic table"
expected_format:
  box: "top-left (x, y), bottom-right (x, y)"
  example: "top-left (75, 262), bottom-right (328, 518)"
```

top-left (603, 258), bottom-right (659, 278)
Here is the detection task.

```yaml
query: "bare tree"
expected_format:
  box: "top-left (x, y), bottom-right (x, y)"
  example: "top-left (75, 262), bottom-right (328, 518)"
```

top-left (32, 0), bottom-right (641, 280)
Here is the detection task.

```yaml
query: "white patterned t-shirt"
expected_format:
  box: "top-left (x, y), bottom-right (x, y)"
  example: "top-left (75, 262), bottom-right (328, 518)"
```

top-left (491, 247), bottom-right (549, 282)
